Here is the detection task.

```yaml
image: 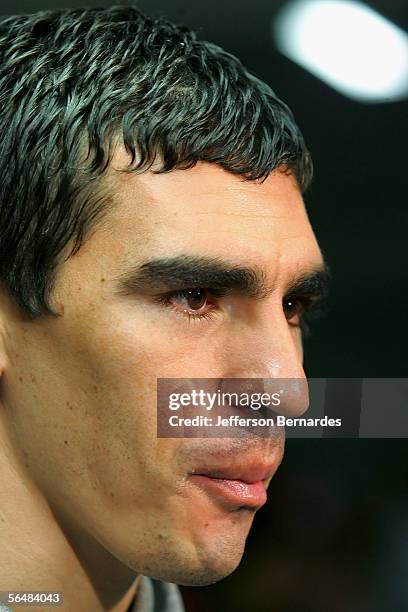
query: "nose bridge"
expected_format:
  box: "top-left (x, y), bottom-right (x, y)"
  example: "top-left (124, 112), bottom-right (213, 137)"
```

top-left (222, 313), bottom-right (308, 416)
top-left (225, 312), bottom-right (304, 378)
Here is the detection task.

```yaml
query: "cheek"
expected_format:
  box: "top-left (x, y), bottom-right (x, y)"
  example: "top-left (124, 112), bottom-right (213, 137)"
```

top-left (2, 318), bottom-right (175, 511)
top-left (90, 305), bottom-right (225, 380)
top-left (58, 321), bottom-right (184, 501)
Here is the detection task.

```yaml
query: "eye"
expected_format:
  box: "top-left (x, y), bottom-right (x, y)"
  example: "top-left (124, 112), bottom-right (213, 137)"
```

top-left (156, 288), bottom-right (218, 320)
top-left (180, 289), bottom-right (208, 311)
top-left (283, 296), bottom-right (310, 326)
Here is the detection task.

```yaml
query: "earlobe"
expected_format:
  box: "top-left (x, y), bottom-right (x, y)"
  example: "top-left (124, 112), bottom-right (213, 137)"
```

top-left (0, 331), bottom-right (6, 380)
top-left (0, 308), bottom-right (8, 381)
top-left (0, 284), bottom-right (12, 379)
top-left (0, 353), bottom-right (6, 413)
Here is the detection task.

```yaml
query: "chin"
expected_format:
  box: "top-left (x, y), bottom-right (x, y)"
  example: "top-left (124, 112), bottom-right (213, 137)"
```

top-left (151, 556), bottom-right (243, 587)
top-left (155, 535), bottom-right (246, 587)
top-left (120, 530), bottom-right (246, 587)
top-left (175, 559), bottom-right (242, 587)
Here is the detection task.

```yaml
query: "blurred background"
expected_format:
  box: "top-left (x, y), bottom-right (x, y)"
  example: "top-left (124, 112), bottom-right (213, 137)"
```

top-left (2, 0), bottom-right (407, 610)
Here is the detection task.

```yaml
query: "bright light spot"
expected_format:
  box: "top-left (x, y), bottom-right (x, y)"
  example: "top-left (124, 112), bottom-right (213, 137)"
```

top-left (273, 0), bottom-right (408, 102)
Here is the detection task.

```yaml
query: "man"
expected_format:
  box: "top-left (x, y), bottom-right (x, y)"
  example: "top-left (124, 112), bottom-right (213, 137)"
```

top-left (0, 6), bottom-right (328, 611)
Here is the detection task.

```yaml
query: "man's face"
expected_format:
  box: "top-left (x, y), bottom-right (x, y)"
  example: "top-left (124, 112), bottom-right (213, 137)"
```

top-left (1, 158), bottom-right (324, 585)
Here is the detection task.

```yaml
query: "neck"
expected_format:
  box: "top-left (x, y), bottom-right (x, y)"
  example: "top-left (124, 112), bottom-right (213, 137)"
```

top-left (0, 410), bottom-right (139, 612)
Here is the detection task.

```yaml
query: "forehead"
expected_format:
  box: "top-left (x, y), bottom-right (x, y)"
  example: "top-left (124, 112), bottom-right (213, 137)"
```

top-left (99, 158), bottom-right (323, 275)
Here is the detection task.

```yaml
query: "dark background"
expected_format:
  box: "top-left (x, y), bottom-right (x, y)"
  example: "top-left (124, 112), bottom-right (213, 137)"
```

top-left (2, 1), bottom-right (407, 610)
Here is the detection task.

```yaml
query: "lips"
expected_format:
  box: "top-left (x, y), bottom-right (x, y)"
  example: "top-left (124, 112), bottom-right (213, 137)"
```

top-left (190, 475), bottom-right (267, 508)
top-left (189, 461), bottom-right (277, 508)
top-left (191, 462), bottom-right (276, 484)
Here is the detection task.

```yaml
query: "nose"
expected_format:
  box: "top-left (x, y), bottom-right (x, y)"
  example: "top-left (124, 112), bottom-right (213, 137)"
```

top-left (220, 310), bottom-right (309, 417)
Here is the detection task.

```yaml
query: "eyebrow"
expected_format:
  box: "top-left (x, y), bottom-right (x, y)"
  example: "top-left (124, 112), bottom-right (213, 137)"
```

top-left (284, 267), bottom-right (331, 301)
top-left (113, 255), bottom-right (330, 301)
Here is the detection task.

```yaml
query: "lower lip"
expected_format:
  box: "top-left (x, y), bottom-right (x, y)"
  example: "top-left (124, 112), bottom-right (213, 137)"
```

top-left (190, 474), bottom-right (267, 508)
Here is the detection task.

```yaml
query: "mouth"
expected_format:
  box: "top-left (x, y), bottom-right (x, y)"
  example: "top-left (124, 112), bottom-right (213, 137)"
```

top-left (189, 463), bottom-right (276, 509)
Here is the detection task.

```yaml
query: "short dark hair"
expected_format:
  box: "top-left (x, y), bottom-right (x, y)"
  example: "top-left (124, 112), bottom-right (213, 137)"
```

top-left (0, 5), bottom-right (313, 319)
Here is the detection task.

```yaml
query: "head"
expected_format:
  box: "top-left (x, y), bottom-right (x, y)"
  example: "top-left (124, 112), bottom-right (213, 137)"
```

top-left (0, 6), bottom-right (326, 586)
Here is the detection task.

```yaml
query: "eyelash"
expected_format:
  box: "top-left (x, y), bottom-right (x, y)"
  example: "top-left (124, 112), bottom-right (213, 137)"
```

top-left (154, 289), bottom-right (223, 324)
top-left (155, 288), bottom-right (325, 333)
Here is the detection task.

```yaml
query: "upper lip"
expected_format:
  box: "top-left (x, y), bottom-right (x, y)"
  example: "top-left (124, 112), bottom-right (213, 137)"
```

top-left (191, 462), bottom-right (276, 484)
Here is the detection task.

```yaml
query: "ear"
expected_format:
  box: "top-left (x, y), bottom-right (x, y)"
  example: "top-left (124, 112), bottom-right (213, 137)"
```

top-left (0, 322), bottom-right (7, 381)
top-left (0, 284), bottom-right (11, 380)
